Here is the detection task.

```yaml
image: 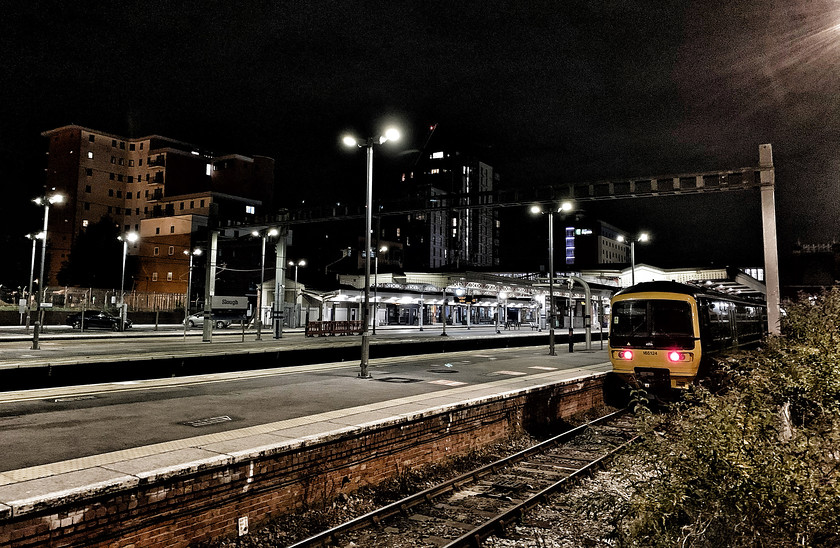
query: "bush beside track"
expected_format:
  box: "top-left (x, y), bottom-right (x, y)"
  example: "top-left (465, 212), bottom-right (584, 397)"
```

top-left (570, 288), bottom-right (840, 547)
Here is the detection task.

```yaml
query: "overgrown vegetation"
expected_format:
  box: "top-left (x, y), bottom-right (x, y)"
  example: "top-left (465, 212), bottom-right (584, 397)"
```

top-left (584, 288), bottom-right (840, 547)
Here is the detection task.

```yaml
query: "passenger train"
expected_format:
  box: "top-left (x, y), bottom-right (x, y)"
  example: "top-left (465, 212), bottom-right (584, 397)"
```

top-left (609, 281), bottom-right (767, 391)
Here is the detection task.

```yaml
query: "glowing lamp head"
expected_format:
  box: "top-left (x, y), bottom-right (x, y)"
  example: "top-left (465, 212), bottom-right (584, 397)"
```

top-left (383, 127), bottom-right (400, 143)
top-left (529, 205), bottom-right (542, 215)
top-left (267, 228), bottom-right (279, 237)
top-left (126, 232), bottom-right (139, 243)
top-left (559, 201), bottom-right (573, 213)
top-left (342, 135), bottom-right (358, 147)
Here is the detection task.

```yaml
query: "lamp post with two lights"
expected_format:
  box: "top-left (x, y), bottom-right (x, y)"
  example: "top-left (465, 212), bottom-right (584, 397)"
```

top-left (288, 259), bottom-right (306, 328)
top-left (372, 246), bottom-right (387, 334)
top-left (253, 227), bottom-right (279, 340)
top-left (617, 232), bottom-right (650, 286)
top-left (118, 231), bottom-right (139, 332)
top-left (24, 231), bottom-right (44, 332)
top-left (342, 126), bottom-right (401, 378)
top-left (31, 192), bottom-right (64, 350)
top-left (530, 201), bottom-right (573, 356)
top-left (183, 247), bottom-right (202, 339)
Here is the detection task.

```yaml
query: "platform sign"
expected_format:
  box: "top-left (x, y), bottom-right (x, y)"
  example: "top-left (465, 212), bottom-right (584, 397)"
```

top-left (211, 296), bottom-right (248, 310)
top-left (18, 299), bottom-right (26, 314)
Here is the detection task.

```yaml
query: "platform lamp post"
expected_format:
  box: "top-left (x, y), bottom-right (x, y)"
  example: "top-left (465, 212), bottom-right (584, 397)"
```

top-left (495, 290), bottom-right (507, 334)
top-left (530, 201), bottom-right (573, 356)
top-left (253, 227), bottom-right (279, 341)
top-left (372, 246), bottom-right (387, 335)
top-left (24, 231), bottom-right (44, 332)
top-left (343, 126), bottom-right (401, 379)
top-left (118, 231), bottom-right (139, 332)
top-left (31, 192), bottom-right (64, 350)
top-left (617, 232), bottom-right (650, 286)
top-left (440, 286), bottom-right (464, 337)
top-left (288, 259), bottom-right (306, 329)
top-left (183, 247), bottom-right (202, 340)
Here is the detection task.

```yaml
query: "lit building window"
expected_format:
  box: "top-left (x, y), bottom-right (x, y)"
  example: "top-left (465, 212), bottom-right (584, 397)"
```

top-left (82, 219), bottom-right (89, 227)
top-left (152, 272), bottom-right (158, 281)
top-left (87, 151), bottom-right (93, 159)
top-left (206, 164), bottom-right (212, 176)
top-left (245, 205), bottom-right (255, 214)
top-left (167, 272), bottom-right (173, 281)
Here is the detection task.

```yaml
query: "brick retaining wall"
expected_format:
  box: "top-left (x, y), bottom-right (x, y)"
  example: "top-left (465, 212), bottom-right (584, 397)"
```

top-left (0, 374), bottom-right (606, 547)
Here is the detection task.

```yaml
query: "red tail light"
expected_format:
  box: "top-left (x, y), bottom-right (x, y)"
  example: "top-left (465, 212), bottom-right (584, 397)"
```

top-left (619, 350), bottom-right (633, 360)
top-left (668, 351), bottom-right (682, 362)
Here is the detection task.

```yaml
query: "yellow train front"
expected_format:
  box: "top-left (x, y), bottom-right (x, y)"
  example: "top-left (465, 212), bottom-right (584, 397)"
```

top-left (608, 281), bottom-right (766, 392)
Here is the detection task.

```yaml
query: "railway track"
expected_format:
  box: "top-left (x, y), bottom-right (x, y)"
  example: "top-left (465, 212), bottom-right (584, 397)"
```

top-left (288, 409), bottom-right (639, 548)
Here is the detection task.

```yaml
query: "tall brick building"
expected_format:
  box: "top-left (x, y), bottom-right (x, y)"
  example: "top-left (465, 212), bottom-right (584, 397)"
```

top-left (41, 125), bottom-right (274, 292)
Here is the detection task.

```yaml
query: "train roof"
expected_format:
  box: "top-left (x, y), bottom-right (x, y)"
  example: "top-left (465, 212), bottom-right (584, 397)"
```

top-left (614, 280), bottom-right (765, 305)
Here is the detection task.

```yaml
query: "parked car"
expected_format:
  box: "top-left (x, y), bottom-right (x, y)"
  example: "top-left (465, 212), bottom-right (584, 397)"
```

top-left (66, 311), bottom-right (132, 331)
top-left (187, 313), bottom-right (232, 329)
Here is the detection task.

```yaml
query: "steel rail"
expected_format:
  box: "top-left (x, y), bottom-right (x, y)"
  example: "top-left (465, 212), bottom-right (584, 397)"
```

top-left (287, 408), bottom-right (631, 548)
top-left (442, 431), bottom-right (640, 547)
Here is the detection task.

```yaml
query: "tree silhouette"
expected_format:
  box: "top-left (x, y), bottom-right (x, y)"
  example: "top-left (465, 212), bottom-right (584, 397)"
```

top-left (57, 217), bottom-right (137, 288)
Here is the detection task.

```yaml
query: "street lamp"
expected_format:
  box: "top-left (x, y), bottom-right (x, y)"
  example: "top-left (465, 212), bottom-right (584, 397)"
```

top-left (372, 246), bottom-right (387, 335)
top-left (183, 247), bottom-right (202, 339)
top-left (440, 286), bottom-right (464, 337)
top-left (24, 231), bottom-right (44, 332)
top-left (530, 201), bottom-right (573, 356)
top-left (495, 290), bottom-right (508, 334)
top-left (288, 259), bottom-right (306, 329)
top-left (253, 227), bottom-right (279, 340)
top-left (31, 191), bottom-right (64, 350)
top-left (118, 231), bottom-right (139, 332)
top-left (617, 232), bottom-right (650, 286)
top-left (343, 126), bottom-right (401, 378)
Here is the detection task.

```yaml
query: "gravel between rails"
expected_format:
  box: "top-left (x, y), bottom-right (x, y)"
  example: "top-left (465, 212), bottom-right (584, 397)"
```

top-left (204, 407), bottom-right (626, 548)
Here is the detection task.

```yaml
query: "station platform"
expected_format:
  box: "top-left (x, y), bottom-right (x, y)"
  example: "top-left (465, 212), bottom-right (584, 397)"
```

top-left (0, 334), bottom-right (612, 547)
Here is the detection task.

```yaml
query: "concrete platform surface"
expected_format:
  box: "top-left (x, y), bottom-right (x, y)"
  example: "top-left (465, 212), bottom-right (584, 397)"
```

top-left (0, 345), bottom-right (611, 519)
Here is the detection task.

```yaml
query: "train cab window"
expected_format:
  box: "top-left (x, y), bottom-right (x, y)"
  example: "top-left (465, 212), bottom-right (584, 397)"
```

top-left (611, 300), bottom-right (694, 348)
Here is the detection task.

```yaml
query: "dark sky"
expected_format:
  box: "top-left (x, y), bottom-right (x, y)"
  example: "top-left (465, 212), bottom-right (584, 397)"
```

top-left (2, 1), bottom-right (839, 281)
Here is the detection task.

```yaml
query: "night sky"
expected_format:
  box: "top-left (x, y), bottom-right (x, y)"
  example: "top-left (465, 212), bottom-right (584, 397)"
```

top-left (2, 1), bottom-right (839, 284)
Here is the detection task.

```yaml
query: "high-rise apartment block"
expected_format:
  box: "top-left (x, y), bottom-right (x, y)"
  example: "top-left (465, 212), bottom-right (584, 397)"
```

top-left (42, 125), bottom-right (274, 291)
top-left (391, 147), bottom-right (499, 270)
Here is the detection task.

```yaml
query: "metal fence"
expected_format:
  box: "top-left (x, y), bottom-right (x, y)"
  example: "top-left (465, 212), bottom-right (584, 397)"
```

top-left (44, 288), bottom-right (187, 312)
